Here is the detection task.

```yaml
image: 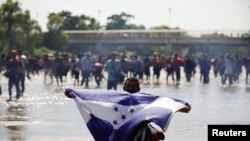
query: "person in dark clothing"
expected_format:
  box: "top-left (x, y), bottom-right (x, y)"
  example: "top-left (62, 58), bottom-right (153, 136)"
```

top-left (199, 54), bottom-right (211, 84)
top-left (171, 53), bottom-right (183, 85)
top-left (5, 50), bottom-right (22, 101)
top-left (143, 54), bottom-right (152, 83)
top-left (184, 55), bottom-right (196, 82)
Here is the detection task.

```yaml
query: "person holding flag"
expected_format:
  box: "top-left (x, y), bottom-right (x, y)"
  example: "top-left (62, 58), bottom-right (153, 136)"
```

top-left (64, 77), bottom-right (191, 141)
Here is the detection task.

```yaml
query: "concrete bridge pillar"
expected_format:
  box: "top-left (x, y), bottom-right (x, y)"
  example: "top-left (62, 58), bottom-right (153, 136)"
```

top-left (96, 43), bottom-right (102, 52)
top-left (167, 39), bottom-right (172, 54)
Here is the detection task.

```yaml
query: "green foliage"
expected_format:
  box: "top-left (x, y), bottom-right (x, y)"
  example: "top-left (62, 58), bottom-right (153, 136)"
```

top-left (44, 11), bottom-right (102, 51)
top-left (150, 25), bottom-right (170, 30)
top-left (47, 13), bottom-right (63, 31)
top-left (106, 12), bottom-right (144, 30)
top-left (51, 10), bottom-right (101, 30)
top-left (33, 46), bottom-right (56, 55)
top-left (43, 13), bottom-right (69, 51)
top-left (0, 0), bottom-right (42, 53)
top-left (42, 30), bottom-right (68, 51)
top-left (126, 24), bottom-right (145, 29)
top-left (1, 1), bottom-right (246, 57)
top-left (201, 32), bottom-right (230, 38)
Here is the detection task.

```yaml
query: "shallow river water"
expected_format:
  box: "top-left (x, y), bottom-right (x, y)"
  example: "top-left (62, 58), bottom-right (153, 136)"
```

top-left (0, 70), bottom-right (250, 141)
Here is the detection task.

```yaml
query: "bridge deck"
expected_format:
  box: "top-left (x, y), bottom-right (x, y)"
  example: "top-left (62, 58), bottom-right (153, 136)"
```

top-left (65, 30), bottom-right (249, 46)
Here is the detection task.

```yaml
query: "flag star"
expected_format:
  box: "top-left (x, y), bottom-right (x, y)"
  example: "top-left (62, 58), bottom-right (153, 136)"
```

top-left (113, 120), bottom-right (118, 125)
top-left (114, 106), bottom-right (119, 112)
top-left (121, 114), bottom-right (127, 121)
top-left (129, 108), bottom-right (135, 114)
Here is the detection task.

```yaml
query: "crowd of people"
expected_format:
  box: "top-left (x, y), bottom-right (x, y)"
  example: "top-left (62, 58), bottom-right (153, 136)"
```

top-left (1, 49), bottom-right (250, 101)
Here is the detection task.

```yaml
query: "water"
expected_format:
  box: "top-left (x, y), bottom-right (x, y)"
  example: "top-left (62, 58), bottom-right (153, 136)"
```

top-left (0, 71), bottom-right (250, 141)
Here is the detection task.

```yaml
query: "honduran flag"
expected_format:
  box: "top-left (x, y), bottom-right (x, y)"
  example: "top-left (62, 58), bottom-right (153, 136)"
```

top-left (66, 88), bottom-right (190, 141)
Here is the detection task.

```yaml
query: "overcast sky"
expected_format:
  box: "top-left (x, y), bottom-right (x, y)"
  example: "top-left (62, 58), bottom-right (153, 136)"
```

top-left (1, 0), bottom-right (249, 31)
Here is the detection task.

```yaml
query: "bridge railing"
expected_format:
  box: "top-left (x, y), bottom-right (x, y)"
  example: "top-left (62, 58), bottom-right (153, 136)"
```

top-left (65, 29), bottom-right (250, 40)
top-left (186, 30), bottom-right (250, 38)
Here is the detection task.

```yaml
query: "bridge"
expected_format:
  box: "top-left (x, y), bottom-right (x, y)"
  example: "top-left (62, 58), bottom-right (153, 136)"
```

top-left (65, 29), bottom-right (250, 54)
top-left (65, 29), bottom-right (249, 45)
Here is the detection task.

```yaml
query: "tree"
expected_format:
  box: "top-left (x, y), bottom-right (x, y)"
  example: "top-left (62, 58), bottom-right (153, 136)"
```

top-left (126, 24), bottom-right (145, 30)
top-left (0, 0), bottom-right (21, 52)
top-left (106, 12), bottom-right (145, 30)
top-left (44, 11), bottom-right (102, 51)
top-left (43, 13), bottom-right (67, 51)
top-left (0, 0), bottom-right (42, 53)
top-left (56, 10), bottom-right (101, 30)
top-left (150, 25), bottom-right (170, 30)
top-left (17, 10), bottom-right (42, 52)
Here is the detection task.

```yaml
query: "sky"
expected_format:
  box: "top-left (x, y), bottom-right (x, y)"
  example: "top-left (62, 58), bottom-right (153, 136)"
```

top-left (1, 0), bottom-right (250, 32)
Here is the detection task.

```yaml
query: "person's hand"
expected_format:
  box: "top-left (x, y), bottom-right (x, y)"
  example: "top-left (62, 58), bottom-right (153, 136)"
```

top-left (64, 89), bottom-right (73, 98)
top-left (178, 104), bottom-right (191, 113)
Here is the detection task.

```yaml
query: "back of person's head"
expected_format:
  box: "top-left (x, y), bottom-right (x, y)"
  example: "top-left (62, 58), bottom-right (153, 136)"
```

top-left (10, 49), bottom-right (17, 58)
top-left (111, 52), bottom-right (117, 60)
top-left (85, 51), bottom-right (91, 57)
top-left (123, 77), bottom-right (140, 93)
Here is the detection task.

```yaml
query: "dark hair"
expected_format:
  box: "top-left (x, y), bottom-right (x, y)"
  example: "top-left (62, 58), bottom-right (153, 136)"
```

top-left (124, 77), bottom-right (140, 87)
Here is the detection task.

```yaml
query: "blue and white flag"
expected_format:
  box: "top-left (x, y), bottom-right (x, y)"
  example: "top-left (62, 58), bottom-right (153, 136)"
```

top-left (66, 88), bottom-right (190, 141)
